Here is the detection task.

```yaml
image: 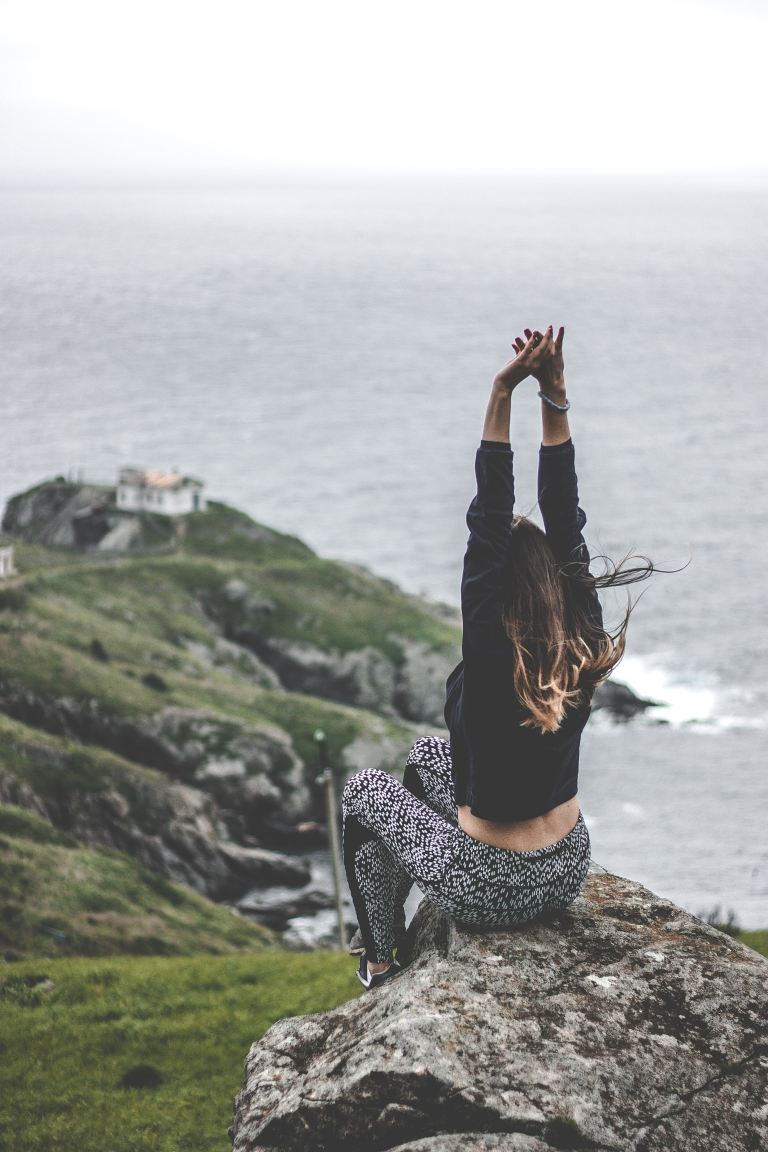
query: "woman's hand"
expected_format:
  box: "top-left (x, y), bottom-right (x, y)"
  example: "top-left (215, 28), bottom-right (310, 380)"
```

top-left (485, 324), bottom-right (567, 443)
top-left (512, 325), bottom-right (566, 399)
top-left (493, 330), bottom-right (541, 393)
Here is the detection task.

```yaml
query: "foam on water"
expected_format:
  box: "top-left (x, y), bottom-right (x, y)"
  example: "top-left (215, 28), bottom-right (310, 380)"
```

top-left (612, 653), bottom-right (764, 731)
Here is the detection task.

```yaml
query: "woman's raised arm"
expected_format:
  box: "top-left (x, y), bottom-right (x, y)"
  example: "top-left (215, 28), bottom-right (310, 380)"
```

top-left (482, 329), bottom-right (541, 442)
top-left (511, 325), bottom-right (570, 446)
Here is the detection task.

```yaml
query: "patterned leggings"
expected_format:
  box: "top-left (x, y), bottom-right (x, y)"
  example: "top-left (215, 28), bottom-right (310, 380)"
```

top-left (341, 736), bottom-right (591, 962)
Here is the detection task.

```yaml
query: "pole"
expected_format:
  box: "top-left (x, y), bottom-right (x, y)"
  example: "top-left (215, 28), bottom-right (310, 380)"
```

top-left (314, 729), bottom-right (346, 951)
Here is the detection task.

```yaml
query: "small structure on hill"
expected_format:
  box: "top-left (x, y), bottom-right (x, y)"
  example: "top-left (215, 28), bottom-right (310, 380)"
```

top-left (116, 468), bottom-right (206, 516)
top-left (0, 543), bottom-right (16, 579)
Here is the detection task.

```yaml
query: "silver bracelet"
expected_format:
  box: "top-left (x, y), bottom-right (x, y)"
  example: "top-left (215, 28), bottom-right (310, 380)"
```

top-left (538, 390), bottom-right (570, 412)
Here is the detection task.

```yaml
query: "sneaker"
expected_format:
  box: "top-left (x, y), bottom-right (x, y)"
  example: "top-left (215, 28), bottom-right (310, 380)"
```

top-left (356, 954), bottom-right (403, 991)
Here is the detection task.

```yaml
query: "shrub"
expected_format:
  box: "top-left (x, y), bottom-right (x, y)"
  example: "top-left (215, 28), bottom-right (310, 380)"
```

top-left (89, 638), bottom-right (110, 662)
top-left (0, 587), bottom-right (26, 613)
top-left (700, 904), bottom-right (741, 937)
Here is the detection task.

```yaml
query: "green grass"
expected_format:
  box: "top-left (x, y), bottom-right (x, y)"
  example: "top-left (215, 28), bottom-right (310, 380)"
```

top-left (0, 807), bottom-right (274, 961)
top-left (0, 711), bottom-right (212, 822)
top-left (4, 503), bottom-right (458, 678)
top-left (197, 552), bottom-right (457, 663)
top-left (0, 567), bottom-right (415, 790)
top-left (1, 936), bottom-right (765, 1152)
top-left (0, 713), bottom-right (115, 800)
top-left (0, 524), bottom-right (444, 761)
top-left (737, 930), bottom-right (768, 959)
top-left (0, 949), bottom-right (359, 1152)
top-left (183, 500), bottom-right (314, 564)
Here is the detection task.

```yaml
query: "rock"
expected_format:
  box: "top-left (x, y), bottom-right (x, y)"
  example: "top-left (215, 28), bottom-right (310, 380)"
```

top-left (238, 638), bottom-right (400, 717)
top-left (0, 743), bottom-right (309, 902)
top-left (393, 638), bottom-right (458, 725)
top-left (231, 869), bottom-right (768, 1152)
top-left (236, 883), bottom-right (334, 930)
top-left (217, 842), bottom-right (310, 899)
top-left (592, 680), bottom-right (659, 722)
top-left (0, 686), bottom-right (312, 839)
top-left (214, 614), bottom-right (656, 732)
top-left (226, 632), bottom-right (461, 728)
top-left (341, 719), bottom-right (420, 778)
top-left (0, 682), bottom-right (190, 774)
top-left (223, 578), bottom-right (275, 616)
top-left (1, 479), bottom-right (174, 553)
top-left (2, 480), bottom-right (114, 548)
top-left (182, 637), bottom-right (282, 690)
top-left (96, 516), bottom-right (143, 551)
top-left (281, 909), bottom-right (359, 952)
top-left (154, 707), bottom-right (311, 830)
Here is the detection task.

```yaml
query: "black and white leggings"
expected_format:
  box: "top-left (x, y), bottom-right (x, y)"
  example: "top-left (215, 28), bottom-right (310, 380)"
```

top-left (341, 736), bottom-right (591, 963)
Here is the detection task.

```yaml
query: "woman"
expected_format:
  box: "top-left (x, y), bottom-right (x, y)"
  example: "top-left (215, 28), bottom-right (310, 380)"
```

top-left (342, 324), bottom-right (649, 990)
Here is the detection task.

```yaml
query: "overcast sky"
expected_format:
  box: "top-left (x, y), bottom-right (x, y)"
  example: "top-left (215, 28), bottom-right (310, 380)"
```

top-left (1, 0), bottom-right (766, 179)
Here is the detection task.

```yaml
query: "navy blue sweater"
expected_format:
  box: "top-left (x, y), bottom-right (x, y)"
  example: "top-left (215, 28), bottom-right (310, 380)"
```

top-left (444, 438), bottom-right (603, 822)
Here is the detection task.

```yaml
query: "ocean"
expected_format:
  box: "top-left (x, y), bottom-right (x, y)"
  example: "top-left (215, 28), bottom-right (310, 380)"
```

top-left (1, 176), bottom-right (766, 926)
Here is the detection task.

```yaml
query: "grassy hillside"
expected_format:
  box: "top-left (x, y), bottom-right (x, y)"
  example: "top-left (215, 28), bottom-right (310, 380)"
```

top-left (0, 493), bottom-right (450, 960)
top-left (0, 503), bottom-right (446, 766)
top-left (0, 805), bottom-right (273, 960)
top-left (0, 948), bottom-right (360, 1152)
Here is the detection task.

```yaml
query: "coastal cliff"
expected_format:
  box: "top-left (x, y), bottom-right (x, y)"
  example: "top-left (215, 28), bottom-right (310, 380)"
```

top-left (231, 867), bottom-right (768, 1152)
top-left (1, 478), bottom-right (657, 957)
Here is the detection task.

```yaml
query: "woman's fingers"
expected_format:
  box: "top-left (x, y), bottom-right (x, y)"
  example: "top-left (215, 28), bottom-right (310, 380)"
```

top-left (514, 324), bottom-right (564, 361)
top-left (515, 332), bottom-right (537, 351)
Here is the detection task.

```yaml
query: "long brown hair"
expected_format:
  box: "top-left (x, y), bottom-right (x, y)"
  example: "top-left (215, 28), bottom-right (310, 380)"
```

top-left (501, 516), bottom-right (655, 734)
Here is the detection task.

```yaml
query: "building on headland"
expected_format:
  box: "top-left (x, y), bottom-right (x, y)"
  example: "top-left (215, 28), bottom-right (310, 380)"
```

top-left (116, 469), bottom-right (206, 516)
top-left (0, 543), bottom-right (16, 579)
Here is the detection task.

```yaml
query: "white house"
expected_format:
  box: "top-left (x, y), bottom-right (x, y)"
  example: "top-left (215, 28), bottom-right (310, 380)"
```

top-left (0, 544), bottom-right (16, 579)
top-left (116, 468), bottom-right (206, 516)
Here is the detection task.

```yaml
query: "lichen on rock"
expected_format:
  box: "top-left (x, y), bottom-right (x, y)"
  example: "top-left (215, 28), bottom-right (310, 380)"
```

top-left (230, 868), bottom-right (768, 1152)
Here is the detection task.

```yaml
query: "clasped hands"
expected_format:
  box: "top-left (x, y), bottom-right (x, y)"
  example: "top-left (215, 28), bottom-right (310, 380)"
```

top-left (494, 325), bottom-right (566, 400)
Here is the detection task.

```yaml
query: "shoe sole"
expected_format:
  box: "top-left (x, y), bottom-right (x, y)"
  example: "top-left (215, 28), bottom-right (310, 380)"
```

top-left (356, 958), bottom-right (402, 991)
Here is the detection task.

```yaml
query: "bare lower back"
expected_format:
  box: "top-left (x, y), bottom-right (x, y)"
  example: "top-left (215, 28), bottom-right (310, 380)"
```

top-left (457, 794), bottom-right (581, 851)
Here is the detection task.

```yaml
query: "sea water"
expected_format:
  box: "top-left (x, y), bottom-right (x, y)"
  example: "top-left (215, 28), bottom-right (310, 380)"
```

top-left (1, 176), bottom-right (766, 926)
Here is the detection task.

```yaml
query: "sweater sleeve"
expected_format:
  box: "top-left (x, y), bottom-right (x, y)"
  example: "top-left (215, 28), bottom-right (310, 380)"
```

top-left (538, 439), bottom-right (603, 628)
top-left (461, 442), bottom-right (515, 639)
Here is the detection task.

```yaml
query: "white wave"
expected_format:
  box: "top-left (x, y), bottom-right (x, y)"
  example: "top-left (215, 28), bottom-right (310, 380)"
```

top-left (610, 653), bottom-right (765, 731)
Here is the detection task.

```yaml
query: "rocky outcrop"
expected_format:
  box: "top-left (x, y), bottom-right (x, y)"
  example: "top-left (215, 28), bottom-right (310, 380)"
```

top-left (0, 686), bottom-right (312, 835)
top-left (200, 575), bottom-right (456, 726)
top-left (231, 868), bottom-right (768, 1152)
top-left (2, 480), bottom-right (112, 548)
top-left (241, 637), bottom-right (402, 716)
top-left (592, 681), bottom-right (659, 722)
top-left (0, 754), bottom-right (310, 901)
top-left (181, 636), bottom-right (282, 691)
top-left (203, 612), bottom-right (659, 731)
top-left (1, 478), bottom-right (180, 552)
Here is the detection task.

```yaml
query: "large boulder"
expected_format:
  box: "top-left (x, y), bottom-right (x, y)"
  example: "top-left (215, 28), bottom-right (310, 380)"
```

top-left (231, 868), bottom-right (768, 1152)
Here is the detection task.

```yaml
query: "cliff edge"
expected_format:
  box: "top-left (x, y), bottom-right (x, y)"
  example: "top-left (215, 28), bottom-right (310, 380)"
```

top-left (231, 867), bottom-right (768, 1152)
